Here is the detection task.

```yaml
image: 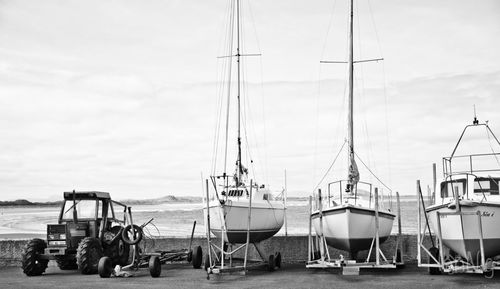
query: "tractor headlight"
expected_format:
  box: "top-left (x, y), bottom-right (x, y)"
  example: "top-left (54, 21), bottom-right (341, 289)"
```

top-left (48, 233), bottom-right (65, 240)
top-left (48, 240), bottom-right (66, 246)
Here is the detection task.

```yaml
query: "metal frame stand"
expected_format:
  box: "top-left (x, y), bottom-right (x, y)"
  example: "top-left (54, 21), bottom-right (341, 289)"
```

top-left (306, 189), bottom-right (404, 275)
top-left (416, 180), bottom-right (500, 278)
top-left (204, 179), bottom-right (279, 279)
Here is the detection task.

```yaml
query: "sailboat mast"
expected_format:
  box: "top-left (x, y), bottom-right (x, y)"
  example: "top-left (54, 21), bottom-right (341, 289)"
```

top-left (347, 0), bottom-right (355, 187)
top-left (236, 0), bottom-right (242, 186)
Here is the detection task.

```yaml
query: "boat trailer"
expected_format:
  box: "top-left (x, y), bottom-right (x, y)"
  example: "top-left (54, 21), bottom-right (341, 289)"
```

top-left (416, 180), bottom-right (500, 278)
top-left (203, 179), bottom-right (282, 279)
top-left (306, 189), bottom-right (404, 275)
top-left (98, 219), bottom-right (203, 278)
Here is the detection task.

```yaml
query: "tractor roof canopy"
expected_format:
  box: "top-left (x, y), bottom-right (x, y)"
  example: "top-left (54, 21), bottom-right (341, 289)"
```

top-left (63, 191), bottom-right (111, 200)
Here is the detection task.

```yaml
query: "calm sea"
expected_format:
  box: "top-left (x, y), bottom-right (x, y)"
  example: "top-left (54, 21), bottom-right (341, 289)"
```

top-left (0, 199), bottom-right (421, 239)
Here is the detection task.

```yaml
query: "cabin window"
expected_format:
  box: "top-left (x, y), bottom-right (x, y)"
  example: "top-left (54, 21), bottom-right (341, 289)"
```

top-left (62, 200), bottom-right (98, 220)
top-left (474, 178), bottom-right (499, 195)
top-left (440, 179), bottom-right (466, 198)
top-left (228, 190), bottom-right (243, 197)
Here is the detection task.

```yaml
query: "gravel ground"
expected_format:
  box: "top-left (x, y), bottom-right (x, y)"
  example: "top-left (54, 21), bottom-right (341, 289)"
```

top-left (2, 263), bottom-right (500, 289)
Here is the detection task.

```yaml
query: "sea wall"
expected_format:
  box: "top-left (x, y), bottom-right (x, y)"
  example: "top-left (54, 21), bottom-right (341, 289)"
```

top-left (1, 234), bottom-right (433, 267)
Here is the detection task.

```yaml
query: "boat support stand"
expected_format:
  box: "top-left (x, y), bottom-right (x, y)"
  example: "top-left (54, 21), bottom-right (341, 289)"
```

top-left (306, 188), bottom-right (404, 275)
top-left (204, 179), bottom-right (280, 280)
top-left (416, 179), bottom-right (500, 278)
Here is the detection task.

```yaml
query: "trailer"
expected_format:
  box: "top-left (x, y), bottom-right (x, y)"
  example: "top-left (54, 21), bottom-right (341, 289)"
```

top-left (416, 179), bottom-right (500, 278)
top-left (306, 189), bottom-right (404, 275)
top-left (98, 220), bottom-right (202, 278)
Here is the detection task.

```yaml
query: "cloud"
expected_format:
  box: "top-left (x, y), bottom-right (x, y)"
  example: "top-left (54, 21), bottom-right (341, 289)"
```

top-left (1, 0), bottom-right (500, 200)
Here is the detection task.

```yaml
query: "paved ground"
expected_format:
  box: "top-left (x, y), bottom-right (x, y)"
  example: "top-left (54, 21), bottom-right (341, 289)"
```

top-left (2, 263), bottom-right (499, 289)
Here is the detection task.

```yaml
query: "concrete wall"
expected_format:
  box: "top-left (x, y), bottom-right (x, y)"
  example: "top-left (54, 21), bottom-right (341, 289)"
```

top-left (1, 234), bottom-right (433, 267)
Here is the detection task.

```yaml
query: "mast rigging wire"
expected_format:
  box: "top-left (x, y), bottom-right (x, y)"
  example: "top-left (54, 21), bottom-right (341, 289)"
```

top-left (367, 0), bottom-right (393, 185)
top-left (313, 140), bottom-right (347, 192)
top-left (486, 125), bottom-right (500, 168)
top-left (354, 151), bottom-right (392, 193)
top-left (212, 0), bottom-right (235, 175)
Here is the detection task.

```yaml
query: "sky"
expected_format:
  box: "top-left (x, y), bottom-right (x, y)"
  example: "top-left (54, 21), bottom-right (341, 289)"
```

top-left (1, 0), bottom-right (499, 201)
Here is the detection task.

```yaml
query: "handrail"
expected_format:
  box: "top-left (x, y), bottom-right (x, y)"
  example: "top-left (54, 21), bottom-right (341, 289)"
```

top-left (325, 179), bottom-right (374, 208)
top-left (442, 152), bottom-right (500, 178)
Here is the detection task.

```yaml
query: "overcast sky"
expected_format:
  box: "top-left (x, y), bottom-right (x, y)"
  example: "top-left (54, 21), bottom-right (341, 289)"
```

top-left (1, 0), bottom-right (499, 201)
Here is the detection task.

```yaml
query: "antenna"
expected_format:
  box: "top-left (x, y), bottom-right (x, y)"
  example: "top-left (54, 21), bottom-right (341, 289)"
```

top-left (473, 104), bottom-right (479, 125)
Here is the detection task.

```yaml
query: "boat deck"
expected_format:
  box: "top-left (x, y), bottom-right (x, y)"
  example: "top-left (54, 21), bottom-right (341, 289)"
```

top-left (2, 263), bottom-right (499, 289)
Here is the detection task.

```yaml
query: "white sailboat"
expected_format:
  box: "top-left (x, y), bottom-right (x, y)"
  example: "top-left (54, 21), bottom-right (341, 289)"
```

top-left (207, 182), bottom-right (285, 244)
top-left (203, 0), bottom-right (285, 274)
top-left (425, 118), bottom-right (500, 265)
top-left (310, 0), bottom-right (395, 259)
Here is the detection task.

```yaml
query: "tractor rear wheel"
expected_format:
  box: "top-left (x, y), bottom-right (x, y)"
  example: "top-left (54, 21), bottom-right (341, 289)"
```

top-left (56, 256), bottom-right (78, 270)
top-left (22, 238), bottom-right (49, 276)
top-left (77, 237), bottom-right (103, 274)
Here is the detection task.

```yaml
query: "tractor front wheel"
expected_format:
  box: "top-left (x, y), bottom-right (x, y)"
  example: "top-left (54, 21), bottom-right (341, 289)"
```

top-left (77, 237), bottom-right (103, 274)
top-left (22, 238), bottom-right (49, 276)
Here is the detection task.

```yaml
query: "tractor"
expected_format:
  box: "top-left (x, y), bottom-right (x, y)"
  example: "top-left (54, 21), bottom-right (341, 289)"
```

top-left (21, 191), bottom-right (140, 276)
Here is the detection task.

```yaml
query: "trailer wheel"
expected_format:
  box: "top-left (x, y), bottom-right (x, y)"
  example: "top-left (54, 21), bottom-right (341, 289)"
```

top-left (110, 226), bottom-right (130, 265)
top-left (121, 224), bottom-right (143, 245)
top-left (149, 256), bottom-right (161, 278)
top-left (22, 238), bottom-right (49, 276)
top-left (268, 254), bottom-right (275, 272)
top-left (77, 237), bottom-right (103, 275)
top-left (98, 257), bottom-right (113, 278)
top-left (274, 252), bottom-right (282, 268)
top-left (313, 250), bottom-right (320, 260)
top-left (428, 247), bottom-right (441, 275)
top-left (192, 246), bottom-right (202, 269)
top-left (395, 249), bottom-right (405, 269)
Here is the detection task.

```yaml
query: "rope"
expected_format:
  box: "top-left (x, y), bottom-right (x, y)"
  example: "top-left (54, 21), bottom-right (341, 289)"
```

top-left (313, 140), bottom-right (347, 192)
top-left (319, 0), bottom-right (338, 59)
top-left (222, 0), bottom-right (236, 176)
top-left (313, 0), bottom-right (346, 189)
top-left (247, 0), bottom-right (269, 184)
top-left (367, 0), bottom-right (393, 186)
top-left (354, 151), bottom-right (393, 193)
top-left (485, 125), bottom-right (500, 168)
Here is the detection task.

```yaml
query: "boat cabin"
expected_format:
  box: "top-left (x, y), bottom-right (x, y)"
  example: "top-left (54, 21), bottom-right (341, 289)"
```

top-left (222, 184), bottom-right (274, 202)
top-left (439, 175), bottom-right (500, 201)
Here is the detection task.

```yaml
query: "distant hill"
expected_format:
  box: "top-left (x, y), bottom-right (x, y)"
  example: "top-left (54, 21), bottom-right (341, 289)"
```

top-left (119, 195), bottom-right (202, 205)
top-left (0, 195), bottom-right (202, 207)
top-left (0, 194), bottom-right (418, 207)
top-left (0, 199), bottom-right (62, 207)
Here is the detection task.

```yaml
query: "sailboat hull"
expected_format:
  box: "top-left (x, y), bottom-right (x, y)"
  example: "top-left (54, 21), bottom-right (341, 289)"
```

top-left (204, 200), bottom-right (285, 243)
top-left (311, 205), bottom-right (395, 253)
top-left (426, 202), bottom-right (500, 262)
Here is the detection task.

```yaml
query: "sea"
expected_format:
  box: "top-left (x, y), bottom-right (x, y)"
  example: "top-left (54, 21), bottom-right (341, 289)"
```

top-left (0, 197), bottom-right (423, 240)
